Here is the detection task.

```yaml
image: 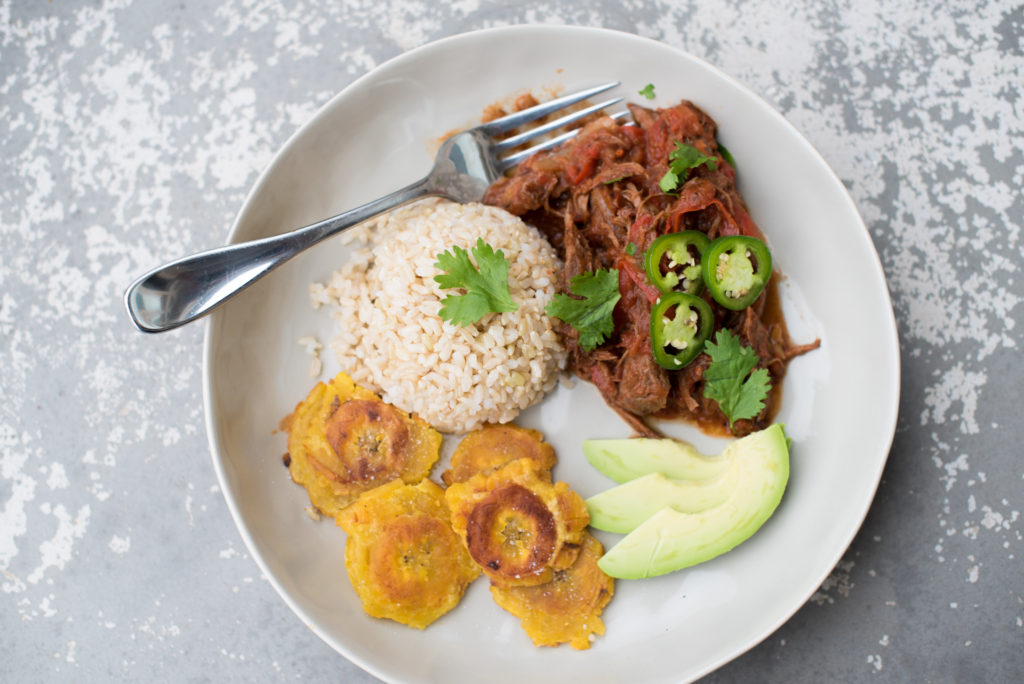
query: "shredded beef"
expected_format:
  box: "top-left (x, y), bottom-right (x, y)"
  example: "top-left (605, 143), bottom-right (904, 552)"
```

top-left (483, 100), bottom-right (819, 436)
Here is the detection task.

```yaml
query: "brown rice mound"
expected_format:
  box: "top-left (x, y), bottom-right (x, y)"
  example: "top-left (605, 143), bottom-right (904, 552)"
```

top-left (311, 199), bottom-right (565, 434)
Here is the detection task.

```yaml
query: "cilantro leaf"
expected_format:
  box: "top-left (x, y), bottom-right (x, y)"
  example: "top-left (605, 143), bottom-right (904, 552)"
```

top-left (638, 83), bottom-right (656, 100)
top-left (545, 269), bottom-right (621, 352)
top-left (716, 140), bottom-right (735, 168)
top-left (625, 241), bottom-right (637, 256)
top-left (658, 167), bottom-right (680, 193)
top-left (434, 238), bottom-right (518, 326)
top-left (658, 141), bottom-right (718, 193)
top-left (702, 329), bottom-right (772, 429)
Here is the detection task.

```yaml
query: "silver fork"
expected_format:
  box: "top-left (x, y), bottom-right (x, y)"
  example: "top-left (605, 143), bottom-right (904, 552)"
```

top-left (124, 82), bottom-right (623, 333)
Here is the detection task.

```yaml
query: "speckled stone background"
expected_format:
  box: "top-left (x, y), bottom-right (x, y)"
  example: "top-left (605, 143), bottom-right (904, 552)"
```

top-left (2, 1), bottom-right (1022, 682)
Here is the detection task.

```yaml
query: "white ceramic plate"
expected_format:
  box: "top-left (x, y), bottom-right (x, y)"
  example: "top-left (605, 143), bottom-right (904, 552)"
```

top-left (204, 25), bottom-right (899, 684)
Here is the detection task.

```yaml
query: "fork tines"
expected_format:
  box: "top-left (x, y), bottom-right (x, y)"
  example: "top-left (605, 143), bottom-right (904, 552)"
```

top-left (500, 109), bottom-right (631, 170)
top-left (480, 81), bottom-right (620, 135)
top-left (481, 81), bottom-right (626, 171)
top-left (493, 96), bottom-right (624, 152)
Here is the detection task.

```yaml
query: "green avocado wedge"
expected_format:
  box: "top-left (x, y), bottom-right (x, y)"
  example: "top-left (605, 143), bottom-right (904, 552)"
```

top-left (586, 471), bottom-right (733, 534)
top-left (596, 424), bottom-right (790, 579)
top-left (583, 437), bottom-right (727, 484)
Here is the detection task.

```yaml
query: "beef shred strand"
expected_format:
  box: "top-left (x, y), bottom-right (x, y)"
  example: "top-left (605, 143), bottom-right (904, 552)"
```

top-left (483, 100), bottom-right (818, 436)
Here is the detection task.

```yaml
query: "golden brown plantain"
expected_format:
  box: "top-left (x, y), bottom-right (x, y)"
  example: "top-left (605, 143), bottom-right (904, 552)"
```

top-left (441, 423), bottom-right (557, 486)
top-left (283, 371), bottom-right (441, 516)
top-left (337, 479), bottom-right (480, 629)
top-left (490, 532), bottom-right (614, 649)
top-left (446, 458), bottom-right (589, 587)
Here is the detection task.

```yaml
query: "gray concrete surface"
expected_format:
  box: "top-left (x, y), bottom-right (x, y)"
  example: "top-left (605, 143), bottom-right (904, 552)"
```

top-left (1, 1), bottom-right (1021, 681)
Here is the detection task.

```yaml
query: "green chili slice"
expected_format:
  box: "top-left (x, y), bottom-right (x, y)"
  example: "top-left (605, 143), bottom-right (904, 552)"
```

top-left (643, 230), bottom-right (710, 296)
top-left (650, 292), bottom-right (714, 370)
top-left (702, 235), bottom-right (772, 310)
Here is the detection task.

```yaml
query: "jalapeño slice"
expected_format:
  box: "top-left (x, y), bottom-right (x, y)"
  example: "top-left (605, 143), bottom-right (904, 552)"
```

top-left (650, 292), bottom-right (714, 370)
top-left (644, 230), bottom-right (710, 296)
top-left (702, 235), bottom-right (772, 310)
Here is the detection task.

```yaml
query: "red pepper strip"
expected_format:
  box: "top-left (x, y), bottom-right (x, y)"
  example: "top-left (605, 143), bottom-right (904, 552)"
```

top-left (566, 143), bottom-right (601, 184)
top-left (710, 200), bottom-right (742, 237)
top-left (666, 178), bottom-right (716, 233)
top-left (731, 202), bottom-right (766, 240)
top-left (668, 196), bottom-right (744, 239)
top-left (627, 211), bottom-right (656, 249)
top-left (621, 124), bottom-right (645, 146)
top-left (645, 106), bottom-right (704, 163)
top-left (617, 255), bottom-right (662, 305)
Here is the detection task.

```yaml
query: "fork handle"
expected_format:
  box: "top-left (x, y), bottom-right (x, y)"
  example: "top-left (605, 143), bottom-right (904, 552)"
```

top-left (124, 177), bottom-right (434, 333)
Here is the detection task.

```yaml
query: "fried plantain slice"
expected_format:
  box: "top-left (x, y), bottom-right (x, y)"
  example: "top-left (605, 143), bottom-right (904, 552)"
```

top-left (446, 458), bottom-right (589, 587)
top-left (490, 532), bottom-right (614, 649)
top-left (337, 479), bottom-right (480, 629)
top-left (284, 371), bottom-right (441, 516)
top-left (441, 423), bottom-right (557, 486)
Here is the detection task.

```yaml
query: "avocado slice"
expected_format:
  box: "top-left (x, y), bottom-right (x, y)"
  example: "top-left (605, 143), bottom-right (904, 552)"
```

top-left (583, 437), bottom-right (727, 484)
top-left (586, 471), bottom-right (733, 534)
top-left (596, 424), bottom-right (790, 579)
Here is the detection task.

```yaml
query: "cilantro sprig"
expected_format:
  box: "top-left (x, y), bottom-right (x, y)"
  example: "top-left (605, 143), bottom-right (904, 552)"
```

top-left (716, 140), bottom-right (735, 169)
top-left (434, 238), bottom-right (518, 326)
top-left (702, 329), bottom-right (772, 429)
top-left (545, 268), bottom-right (621, 352)
top-left (658, 141), bottom-right (718, 193)
top-left (638, 83), bottom-right (656, 100)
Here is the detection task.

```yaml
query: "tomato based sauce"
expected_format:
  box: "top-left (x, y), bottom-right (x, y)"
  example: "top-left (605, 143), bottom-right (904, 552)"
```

top-left (484, 100), bottom-right (819, 436)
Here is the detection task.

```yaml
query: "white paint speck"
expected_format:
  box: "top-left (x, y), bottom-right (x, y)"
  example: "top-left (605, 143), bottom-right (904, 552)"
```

top-left (161, 428), bottom-right (181, 446)
top-left (46, 463), bottom-right (69, 490)
top-left (0, 446), bottom-right (38, 578)
top-left (40, 594), bottom-right (57, 618)
top-left (108, 535), bottom-right (131, 555)
top-left (27, 504), bottom-right (90, 585)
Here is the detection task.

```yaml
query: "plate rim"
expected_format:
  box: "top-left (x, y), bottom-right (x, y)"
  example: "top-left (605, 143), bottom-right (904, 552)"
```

top-left (202, 23), bottom-right (902, 683)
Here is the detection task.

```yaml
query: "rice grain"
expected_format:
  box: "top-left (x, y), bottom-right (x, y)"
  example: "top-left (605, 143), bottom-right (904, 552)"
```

top-left (315, 199), bottom-right (566, 434)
